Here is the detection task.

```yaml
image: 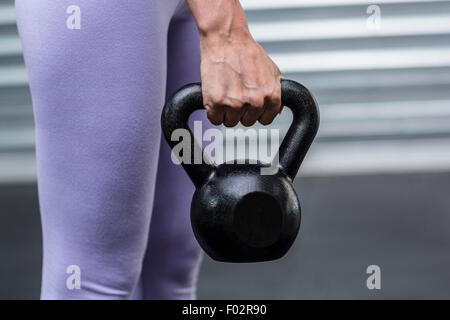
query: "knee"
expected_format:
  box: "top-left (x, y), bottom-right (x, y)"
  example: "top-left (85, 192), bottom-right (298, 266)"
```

top-left (41, 258), bottom-right (143, 300)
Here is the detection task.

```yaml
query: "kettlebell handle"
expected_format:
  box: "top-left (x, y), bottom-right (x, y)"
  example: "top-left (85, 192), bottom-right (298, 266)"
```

top-left (161, 79), bottom-right (319, 188)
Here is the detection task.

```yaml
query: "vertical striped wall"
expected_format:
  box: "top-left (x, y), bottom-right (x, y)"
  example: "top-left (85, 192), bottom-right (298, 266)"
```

top-left (1, 0), bottom-right (450, 182)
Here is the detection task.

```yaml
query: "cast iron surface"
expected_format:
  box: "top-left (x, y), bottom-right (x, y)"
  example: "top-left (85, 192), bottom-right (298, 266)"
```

top-left (161, 79), bottom-right (319, 262)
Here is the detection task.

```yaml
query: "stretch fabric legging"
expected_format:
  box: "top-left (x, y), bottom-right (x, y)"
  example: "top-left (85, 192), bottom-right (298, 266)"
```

top-left (16, 0), bottom-right (205, 299)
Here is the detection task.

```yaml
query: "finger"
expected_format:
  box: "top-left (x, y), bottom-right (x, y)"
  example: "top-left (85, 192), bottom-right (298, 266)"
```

top-left (223, 106), bottom-right (244, 128)
top-left (258, 95), bottom-right (281, 126)
top-left (277, 76), bottom-right (285, 114)
top-left (241, 92), bottom-right (265, 127)
top-left (205, 104), bottom-right (225, 126)
top-left (241, 104), bottom-right (264, 127)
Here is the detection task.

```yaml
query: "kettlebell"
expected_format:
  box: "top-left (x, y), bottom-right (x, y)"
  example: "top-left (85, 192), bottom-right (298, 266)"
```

top-left (161, 79), bottom-right (319, 262)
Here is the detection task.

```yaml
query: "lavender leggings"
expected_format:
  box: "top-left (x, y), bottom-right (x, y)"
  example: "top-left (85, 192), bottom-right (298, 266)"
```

top-left (15, 0), bottom-right (204, 299)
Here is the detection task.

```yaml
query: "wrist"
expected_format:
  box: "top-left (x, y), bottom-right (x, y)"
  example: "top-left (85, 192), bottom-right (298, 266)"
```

top-left (199, 24), bottom-right (252, 47)
top-left (192, 1), bottom-right (251, 41)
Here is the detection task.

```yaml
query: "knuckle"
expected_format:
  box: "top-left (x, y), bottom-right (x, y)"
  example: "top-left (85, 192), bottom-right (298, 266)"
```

top-left (241, 93), bottom-right (251, 106)
top-left (249, 95), bottom-right (264, 108)
top-left (212, 91), bottom-right (227, 105)
top-left (204, 103), bottom-right (214, 113)
top-left (229, 102), bottom-right (242, 110)
top-left (266, 83), bottom-right (281, 101)
top-left (271, 94), bottom-right (282, 106)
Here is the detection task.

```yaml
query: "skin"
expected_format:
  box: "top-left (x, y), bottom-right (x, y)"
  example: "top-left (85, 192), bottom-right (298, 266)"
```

top-left (186, 0), bottom-right (283, 127)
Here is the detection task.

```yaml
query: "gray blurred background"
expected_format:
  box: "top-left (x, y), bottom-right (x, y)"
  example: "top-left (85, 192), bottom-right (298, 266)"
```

top-left (1, 0), bottom-right (450, 299)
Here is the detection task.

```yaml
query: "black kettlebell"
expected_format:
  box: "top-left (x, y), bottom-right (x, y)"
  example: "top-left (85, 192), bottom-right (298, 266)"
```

top-left (161, 79), bottom-right (319, 262)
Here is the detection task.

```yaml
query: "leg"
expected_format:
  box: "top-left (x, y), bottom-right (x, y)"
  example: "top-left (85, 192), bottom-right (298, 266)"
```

top-left (138, 3), bottom-right (206, 300)
top-left (15, 0), bottom-right (179, 299)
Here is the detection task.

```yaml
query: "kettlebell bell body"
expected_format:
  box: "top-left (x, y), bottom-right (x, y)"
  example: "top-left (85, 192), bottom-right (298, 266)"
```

top-left (161, 79), bottom-right (319, 262)
top-left (192, 161), bottom-right (300, 262)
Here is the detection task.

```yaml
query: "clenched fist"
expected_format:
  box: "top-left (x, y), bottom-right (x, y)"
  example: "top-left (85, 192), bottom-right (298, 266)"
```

top-left (188, 0), bottom-right (283, 127)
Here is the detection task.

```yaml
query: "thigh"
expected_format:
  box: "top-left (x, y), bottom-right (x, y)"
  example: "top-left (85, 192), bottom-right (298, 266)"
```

top-left (15, 0), bottom-right (179, 299)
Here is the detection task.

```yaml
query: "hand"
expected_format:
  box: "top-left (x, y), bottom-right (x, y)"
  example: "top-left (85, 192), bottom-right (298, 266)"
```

top-left (200, 32), bottom-right (283, 127)
top-left (186, 0), bottom-right (283, 127)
